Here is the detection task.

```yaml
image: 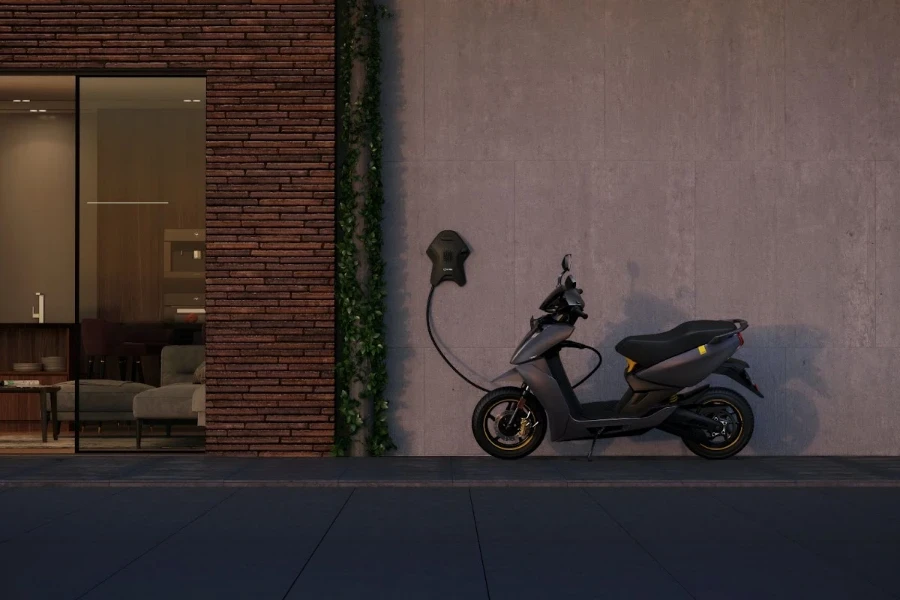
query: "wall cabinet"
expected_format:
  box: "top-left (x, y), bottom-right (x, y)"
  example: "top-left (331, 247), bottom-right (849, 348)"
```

top-left (0, 113), bottom-right (76, 324)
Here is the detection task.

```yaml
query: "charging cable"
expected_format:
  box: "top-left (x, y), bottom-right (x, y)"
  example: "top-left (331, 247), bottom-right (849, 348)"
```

top-left (426, 285), bottom-right (602, 392)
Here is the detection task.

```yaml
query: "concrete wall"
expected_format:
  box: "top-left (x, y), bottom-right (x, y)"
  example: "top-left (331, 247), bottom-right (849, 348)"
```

top-left (381, 0), bottom-right (900, 456)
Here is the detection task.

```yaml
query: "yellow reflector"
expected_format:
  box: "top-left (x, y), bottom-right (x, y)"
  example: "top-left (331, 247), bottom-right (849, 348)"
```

top-left (698, 345), bottom-right (707, 355)
top-left (625, 358), bottom-right (637, 372)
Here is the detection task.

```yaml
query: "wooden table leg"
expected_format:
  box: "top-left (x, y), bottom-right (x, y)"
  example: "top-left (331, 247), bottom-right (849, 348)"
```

top-left (50, 391), bottom-right (59, 441)
top-left (39, 391), bottom-right (48, 443)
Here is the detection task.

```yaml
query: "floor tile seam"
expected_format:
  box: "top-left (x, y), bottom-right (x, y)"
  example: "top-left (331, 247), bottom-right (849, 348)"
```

top-left (72, 488), bottom-right (239, 600)
top-left (578, 487), bottom-right (698, 600)
top-left (279, 488), bottom-right (356, 600)
top-left (468, 488), bottom-right (493, 600)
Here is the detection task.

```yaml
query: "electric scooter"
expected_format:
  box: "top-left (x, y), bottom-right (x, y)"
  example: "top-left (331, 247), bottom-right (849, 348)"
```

top-left (470, 254), bottom-right (764, 460)
top-left (425, 231), bottom-right (764, 460)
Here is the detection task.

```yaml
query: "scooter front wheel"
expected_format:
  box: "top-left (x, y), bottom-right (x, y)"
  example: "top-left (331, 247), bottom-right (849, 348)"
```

top-left (681, 387), bottom-right (754, 460)
top-left (472, 387), bottom-right (546, 460)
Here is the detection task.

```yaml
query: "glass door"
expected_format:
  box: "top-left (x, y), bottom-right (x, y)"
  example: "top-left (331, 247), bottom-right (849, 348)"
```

top-left (77, 76), bottom-right (207, 452)
top-left (0, 75), bottom-right (76, 453)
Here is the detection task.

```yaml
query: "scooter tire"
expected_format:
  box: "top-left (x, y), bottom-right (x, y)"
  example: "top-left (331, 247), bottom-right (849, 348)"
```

top-left (681, 387), bottom-right (754, 460)
top-left (472, 387), bottom-right (546, 460)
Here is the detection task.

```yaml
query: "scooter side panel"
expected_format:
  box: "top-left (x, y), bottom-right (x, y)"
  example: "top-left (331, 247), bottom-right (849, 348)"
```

top-left (515, 360), bottom-right (572, 441)
top-left (491, 367), bottom-right (524, 387)
top-left (637, 335), bottom-right (740, 388)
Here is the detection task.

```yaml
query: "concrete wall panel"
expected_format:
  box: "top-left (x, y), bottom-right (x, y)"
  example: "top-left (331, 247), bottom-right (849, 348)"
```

top-left (785, 0), bottom-right (900, 160)
top-left (380, 0), bottom-right (900, 456)
top-left (606, 0), bottom-right (784, 160)
top-left (775, 161), bottom-right (876, 347)
top-left (423, 0), bottom-right (605, 161)
top-left (876, 161), bottom-right (900, 347)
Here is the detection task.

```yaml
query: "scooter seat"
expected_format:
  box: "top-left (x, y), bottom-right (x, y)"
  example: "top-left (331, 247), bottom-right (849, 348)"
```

top-left (615, 320), bottom-right (737, 367)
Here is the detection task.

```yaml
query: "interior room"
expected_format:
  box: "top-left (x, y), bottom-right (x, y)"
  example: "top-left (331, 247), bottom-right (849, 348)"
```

top-left (0, 75), bottom-right (207, 453)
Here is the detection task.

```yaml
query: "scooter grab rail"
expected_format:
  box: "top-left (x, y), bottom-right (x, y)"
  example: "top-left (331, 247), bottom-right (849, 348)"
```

top-left (708, 319), bottom-right (748, 344)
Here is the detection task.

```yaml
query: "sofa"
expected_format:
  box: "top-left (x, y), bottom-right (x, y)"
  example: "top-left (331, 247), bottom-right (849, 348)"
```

top-left (132, 344), bottom-right (205, 448)
top-left (53, 379), bottom-right (154, 431)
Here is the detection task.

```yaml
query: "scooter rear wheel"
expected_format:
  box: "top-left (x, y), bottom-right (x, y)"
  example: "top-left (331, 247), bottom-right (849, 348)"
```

top-left (681, 387), bottom-right (754, 460)
top-left (472, 387), bottom-right (546, 460)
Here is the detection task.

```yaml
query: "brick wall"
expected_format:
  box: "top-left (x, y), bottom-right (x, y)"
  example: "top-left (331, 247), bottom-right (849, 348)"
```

top-left (0, 0), bottom-right (337, 456)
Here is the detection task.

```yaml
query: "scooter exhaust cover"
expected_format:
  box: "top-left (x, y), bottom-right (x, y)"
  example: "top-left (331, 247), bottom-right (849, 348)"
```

top-left (426, 230), bottom-right (470, 287)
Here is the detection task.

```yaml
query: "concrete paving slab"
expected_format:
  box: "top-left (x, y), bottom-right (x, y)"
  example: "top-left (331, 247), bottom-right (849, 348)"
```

top-left (0, 541), bottom-right (151, 600)
top-left (650, 540), bottom-right (894, 600)
top-left (326, 488), bottom-right (476, 543)
top-left (712, 488), bottom-right (900, 542)
top-left (291, 540), bottom-right (488, 600)
top-left (82, 541), bottom-right (308, 600)
top-left (21, 488), bottom-right (231, 543)
top-left (586, 488), bottom-right (784, 545)
top-left (0, 487), bottom-right (116, 542)
top-left (798, 541), bottom-right (900, 598)
top-left (471, 488), bottom-right (630, 543)
top-left (481, 542), bottom-right (693, 600)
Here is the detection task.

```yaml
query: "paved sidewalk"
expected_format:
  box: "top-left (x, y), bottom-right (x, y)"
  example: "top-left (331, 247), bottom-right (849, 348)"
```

top-left (1, 455), bottom-right (900, 487)
top-left (3, 485), bottom-right (900, 599)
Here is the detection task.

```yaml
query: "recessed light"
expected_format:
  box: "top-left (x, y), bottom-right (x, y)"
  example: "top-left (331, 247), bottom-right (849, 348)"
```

top-left (13, 99), bottom-right (21, 103)
top-left (183, 99), bottom-right (192, 103)
top-left (29, 109), bottom-right (38, 113)
top-left (184, 99), bottom-right (202, 103)
top-left (38, 109), bottom-right (46, 113)
top-left (192, 99), bottom-right (201, 103)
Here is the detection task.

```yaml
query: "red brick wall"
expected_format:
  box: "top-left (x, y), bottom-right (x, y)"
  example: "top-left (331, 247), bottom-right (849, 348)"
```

top-left (0, 0), bottom-right (336, 456)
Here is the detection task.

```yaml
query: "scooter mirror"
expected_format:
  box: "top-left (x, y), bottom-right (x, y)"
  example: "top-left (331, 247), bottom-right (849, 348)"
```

top-left (562, 254), bottom-right (571, 272)
top-left (426, 230), bottom-right (470, 287)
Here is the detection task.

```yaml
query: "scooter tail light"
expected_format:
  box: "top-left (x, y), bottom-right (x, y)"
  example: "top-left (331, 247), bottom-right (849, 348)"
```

top-left (737, 332), bottom-right (744, 346)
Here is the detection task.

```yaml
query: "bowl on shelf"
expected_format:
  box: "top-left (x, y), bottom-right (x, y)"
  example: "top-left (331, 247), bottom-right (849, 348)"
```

top-left (40, 357), bottom-right (66, 372)
top-left (12, 362), bottom-right (42, 373)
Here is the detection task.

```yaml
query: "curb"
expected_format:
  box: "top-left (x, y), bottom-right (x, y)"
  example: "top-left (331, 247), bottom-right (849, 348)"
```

top-left (2, 479), bottom-right (899, 488)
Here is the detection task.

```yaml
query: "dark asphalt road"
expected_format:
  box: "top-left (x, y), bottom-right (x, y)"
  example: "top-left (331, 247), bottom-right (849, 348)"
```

top-left (2, 486), bottom-right (899, 600)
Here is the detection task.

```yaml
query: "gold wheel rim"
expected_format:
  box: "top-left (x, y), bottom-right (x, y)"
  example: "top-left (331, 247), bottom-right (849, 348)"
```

top-left (697, 399), bottom-right (743, 452)
top-left (483, 398), bottom-right (535, 452)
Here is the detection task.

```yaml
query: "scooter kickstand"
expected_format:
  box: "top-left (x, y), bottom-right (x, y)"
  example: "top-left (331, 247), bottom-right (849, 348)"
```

top-left (587, 428), bottom-right (604, 462)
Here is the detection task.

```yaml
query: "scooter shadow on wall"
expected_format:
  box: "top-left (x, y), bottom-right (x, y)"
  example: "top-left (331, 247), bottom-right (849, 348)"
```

top-left (550, 261), bottom-right (824, 457)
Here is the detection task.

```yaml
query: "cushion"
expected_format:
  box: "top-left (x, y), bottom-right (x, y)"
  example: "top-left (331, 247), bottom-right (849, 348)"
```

top-left (192, 385), bottom-right (206, 427)
top-left (133, 383), bottom-right (200, 420)
top-left (193, 361), bottom-right (206, 384)
top-left (160, 345), bottom-right (205, 387)
top-left (55, 379), bottom-right (154, 413)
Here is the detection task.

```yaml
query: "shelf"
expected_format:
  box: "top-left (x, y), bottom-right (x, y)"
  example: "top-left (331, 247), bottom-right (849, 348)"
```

top-left (0, 323), bottom-right (76, 328)
top-left (0, 371), bottom-right (68, 377)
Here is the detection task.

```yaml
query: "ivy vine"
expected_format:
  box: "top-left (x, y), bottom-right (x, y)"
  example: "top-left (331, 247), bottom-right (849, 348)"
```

top-left (334, 0), bottom-right (395, 456)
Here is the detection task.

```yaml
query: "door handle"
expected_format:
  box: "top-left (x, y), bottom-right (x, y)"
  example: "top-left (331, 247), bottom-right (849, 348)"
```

top-left (32, 292), bottom-right (44, 324)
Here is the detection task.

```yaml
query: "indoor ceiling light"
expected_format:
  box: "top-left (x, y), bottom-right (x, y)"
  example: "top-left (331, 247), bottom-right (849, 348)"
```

top-left (38, 109), bottom-right (46, 113)
top-left (29, 109), bottom-right (37, 113)
top-left (184, 98), bottom-right (202, 103)
top-left (13, 99), bottom-right (31, 103)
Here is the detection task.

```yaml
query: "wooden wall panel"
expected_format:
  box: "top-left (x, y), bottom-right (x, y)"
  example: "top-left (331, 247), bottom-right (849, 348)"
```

top-left (95, 108), bottom-right (205, 323)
